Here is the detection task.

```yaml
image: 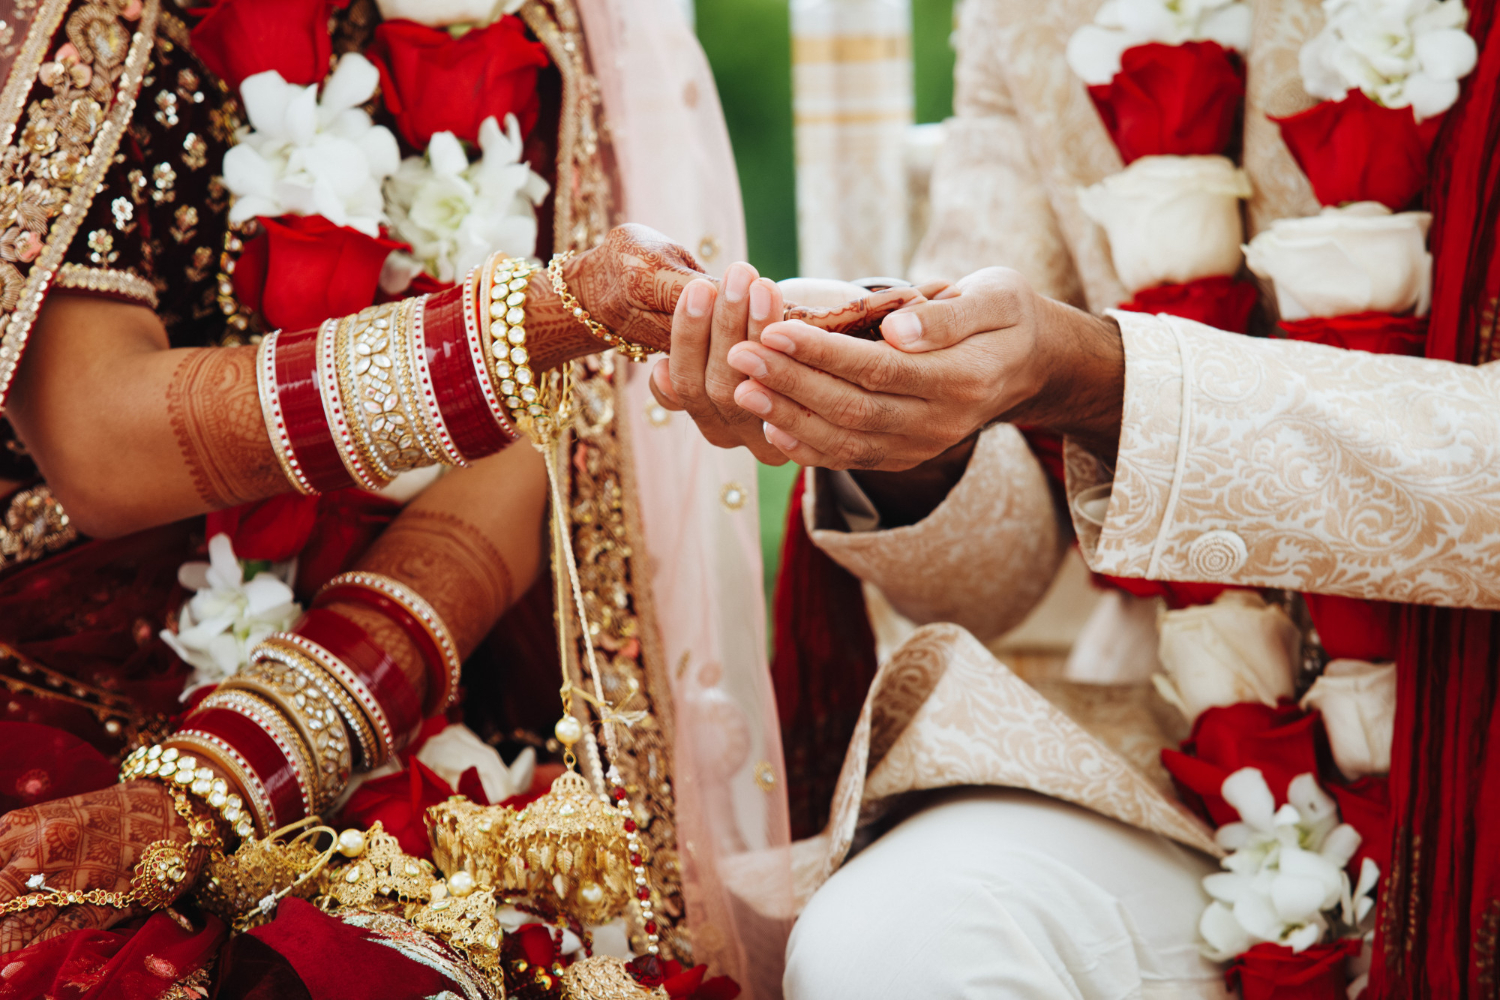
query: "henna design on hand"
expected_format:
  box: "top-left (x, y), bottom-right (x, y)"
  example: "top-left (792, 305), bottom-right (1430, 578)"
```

top-left (785, 286), bottom-right (926, 340)
top-left (562, 224), bottom-right (707, 354)
top-left (166, 347), bottom-right (287, 507)
top-left (0, 781), bottom-right (194, 952)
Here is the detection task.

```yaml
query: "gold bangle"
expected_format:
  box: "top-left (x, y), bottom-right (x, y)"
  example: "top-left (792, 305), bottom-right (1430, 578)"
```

top-left (121, 743), bottom-right (254, 841)
top-left (318, 315), bottom-right (388, 491)
top-left (223, 656), bottom-right (354, 807)
top-left (166, 730), bottom-right (276, 839)
top-left (344, 299), bottom-right (439, 478)
top-left (261, 632), bottom-right (396, 769)
top-left (249, 641), bottom-right (379, 772)
top-left (547, 250), bottom-right (655, 362)
top-left (198, 689), bottom-right (320, 819)
top-left (485, 255), bottom-right (573, 444)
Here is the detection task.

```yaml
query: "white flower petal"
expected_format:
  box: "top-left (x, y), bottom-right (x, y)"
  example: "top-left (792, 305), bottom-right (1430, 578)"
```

top-left (1204, 871), bottom-right (1254, 903)
top-left (1199, 901), bottom-right (1254, 961)
top-left (1271, 871), bottom-right (1331, 924)
top-left (1416, 26), bottom-right (1478, 80)
top-left (1065, 24), bottom-right (1134, 85)
top-left (239, 71), bottom-right (294, 135)
top-left (1200, 2), bottom-right (1253, 51)
top-left (1320, 824), bottom-right (1364, 869)
top-left (1233, 890), bottom-right (1284, 942)
top-left (1289, 773), bottom-right (1339, 826)
top-left (1223, 767), bottom-right (1278, 832)
top-left (178, 561), bottom-right (211, 592)
top-left (357, 126), bottom-right (402, 180)
top-left (320, 53), bottom-right (380, 122)
top-left (283, 85), bottom-right (321, 147)
top-left (206, 534), bottom-right (242, 588)
top-left (1404, 70), bottom-right (1462, 119)
top-left (242, 574), bottom-right (296, 617)
top-left (428, 131), bottom-right (471, 178)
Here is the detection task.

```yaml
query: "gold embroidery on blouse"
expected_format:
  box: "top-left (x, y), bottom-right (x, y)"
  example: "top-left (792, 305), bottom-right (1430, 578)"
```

top-left (153, 87), bottom-right (176, 127)
top-left (185, 242), bottom-right (210, 283)
top-left (149, 159), bottom-right (174, 202)
top-left (56, 261), bottom-right (157, 305)
top-left (170, 202), bottom-right (195, 242)
top-left (1477, 898), bottom-right (1500, 995)
top-left (85, 226), bottom-right (114, 262)
top-left (180, 129), bottom-right (205, 169)
top-left (110, 193), bottom-right (132, 231)
top-left (0, 0), bottom-right (161, 408)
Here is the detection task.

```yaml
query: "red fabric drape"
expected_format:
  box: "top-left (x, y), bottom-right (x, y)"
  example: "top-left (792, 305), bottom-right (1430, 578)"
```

top-left (1367, 1), bottom-right (1500, 994)
top-left (769, 472), bottom-right (878, 840)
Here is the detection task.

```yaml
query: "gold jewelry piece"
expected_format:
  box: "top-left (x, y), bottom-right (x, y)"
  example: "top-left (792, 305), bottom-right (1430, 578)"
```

top-left (195, 817), bottom-right (337, 931)
top-left (318, 315), bottom-right (388, 491)
top-left (249, 640), bottom-right (378, 771)
top-left (197, 689), bottom-right (319, 818)
top-left (482, 255), bottom-right (545, 423)
top-left (165, 730), bottom-right (276, 839)
top-left (547, 250), bottom-right (655, 362)
top-left (261, 632), bottom-right (396, 768)
top-left (563, 956), bottom-right (669, 999)
top-left (225, 654), bottom-right (354, 806)
top-left (121, 743), bottom-right (255, 840)
top-left (343, 299), bottom-right (441, 479)
top-left (502, 770), bottom-right (633, 926)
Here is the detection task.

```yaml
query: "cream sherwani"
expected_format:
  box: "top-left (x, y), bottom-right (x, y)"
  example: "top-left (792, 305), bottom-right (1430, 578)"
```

top-left (777, 0), bottom-right (1488, 996)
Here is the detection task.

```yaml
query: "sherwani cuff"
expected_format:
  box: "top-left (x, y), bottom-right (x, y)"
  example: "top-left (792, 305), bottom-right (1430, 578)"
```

top-left (805, 424), bottom-right (1066, 642)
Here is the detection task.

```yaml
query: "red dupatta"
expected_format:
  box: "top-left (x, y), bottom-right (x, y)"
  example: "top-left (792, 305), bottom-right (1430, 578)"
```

top-left (1369, 1), bottom-right (1500, 995)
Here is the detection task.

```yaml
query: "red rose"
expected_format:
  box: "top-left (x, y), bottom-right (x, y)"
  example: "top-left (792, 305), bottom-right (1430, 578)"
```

top-left (206, 495), bottom-right (322, 564)
top-left (1088, 41), bottom-right (1245, 163)
top-left (368, 17), bottom-right (551, 149)
top-left (1094, 573), bottom-right (1233, 611)
top-left (1118, 275), bottom-right (1260, 333)
top-left (1300, 593), bottom-right (1398, 662)
top-left (233, 215), bottom-right (406, 333)
top-left (335, 756), bottom-right (476, 859)
top-left (1279, 313), bottom-right (1427, 358)
top-left (1162, 702), bottom-right (1322, 826)
top-left (1274, 91), bottom-right (1444, 211)
top-left (1326, 775), bottom-right (1391, 874)
top-left (1227, 940), bottom-right (1360, 1000)
top-left (191, 0), bottom-right (349, 93)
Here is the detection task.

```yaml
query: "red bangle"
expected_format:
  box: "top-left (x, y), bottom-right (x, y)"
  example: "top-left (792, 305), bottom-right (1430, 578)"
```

top-left (291, 608), bottom-right (424, 747)
top-left (275, 322), bottom-right (353, 493)
top-left (424, 277), bottom-right (515, 460)
top-left (181, 708), bottom-right (307, 828)
top-left (315, 574), bottom-right (462, 715)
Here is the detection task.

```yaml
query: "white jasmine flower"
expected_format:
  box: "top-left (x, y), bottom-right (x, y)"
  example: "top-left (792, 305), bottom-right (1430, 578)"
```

top-left (222, 54), bottom-right (401, 236)
top-left (1300, 0), bottom-right (1478, 119)
top-left (1067, 0), bottom-right (1253, 85)
top-left (383, 114), bottom-right (549, 287)
top-left (1199, 768), bottom-right (1378, 962)
top-left (161, 533), bottom-right (300, 697)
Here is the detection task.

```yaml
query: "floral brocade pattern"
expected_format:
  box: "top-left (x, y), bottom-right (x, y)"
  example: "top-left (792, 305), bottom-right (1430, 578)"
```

top-left (1073, 311), bottom-right (1500, 609)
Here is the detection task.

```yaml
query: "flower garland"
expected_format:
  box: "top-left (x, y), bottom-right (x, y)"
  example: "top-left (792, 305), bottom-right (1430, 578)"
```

top-left (1065, 5), bottom-right (1480, 989)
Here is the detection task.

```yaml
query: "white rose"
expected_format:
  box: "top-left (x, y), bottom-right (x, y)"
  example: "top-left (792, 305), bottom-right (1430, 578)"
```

top-left (1078, 155), bottom-right (1251, 294)
top-left (1066, 0), bottom-right (1252, 83)
top-left (1244, 202), bottom-right (1432, 321)
top-left (1154, 591), bottom-right (1300, 724)
top-left (375, 0), bottom-right (524, 27)
top-left (1299, 659), bottom-right (1396, 780)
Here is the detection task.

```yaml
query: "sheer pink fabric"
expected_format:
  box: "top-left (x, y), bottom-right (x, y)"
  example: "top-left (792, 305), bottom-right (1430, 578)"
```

top-left (576, 3), bottom-right (795, 997)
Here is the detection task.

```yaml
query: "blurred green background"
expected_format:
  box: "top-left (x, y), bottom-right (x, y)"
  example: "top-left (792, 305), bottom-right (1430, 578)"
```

top-left (690, 0), bottom-right (958, 609)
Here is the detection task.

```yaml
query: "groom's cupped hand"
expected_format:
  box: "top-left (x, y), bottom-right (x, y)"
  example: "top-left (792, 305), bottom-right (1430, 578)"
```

top-left (714, 267), bottom-right (1127, 470)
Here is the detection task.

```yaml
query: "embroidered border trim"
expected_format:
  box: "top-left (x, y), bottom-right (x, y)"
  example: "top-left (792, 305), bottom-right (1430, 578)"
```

top-left (0, 0), bottom-right (162, 409)
top-left (54, 263), bottom-right (159, 308)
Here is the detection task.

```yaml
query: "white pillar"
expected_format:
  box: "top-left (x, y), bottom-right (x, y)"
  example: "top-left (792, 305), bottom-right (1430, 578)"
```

top-left (791, 0), bottom-right (913, 281)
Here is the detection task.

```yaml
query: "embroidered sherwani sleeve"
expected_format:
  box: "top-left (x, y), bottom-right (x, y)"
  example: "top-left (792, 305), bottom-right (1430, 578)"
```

top-left (907, 0), bottom-right (1083, 306)
top-left (805, 425), bottom-right (1069, 643)
top-left (1068, 311), bottom-right (1500, 608)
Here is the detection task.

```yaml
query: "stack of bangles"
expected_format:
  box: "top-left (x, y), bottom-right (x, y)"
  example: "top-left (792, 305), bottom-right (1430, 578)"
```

top-left (255, 250), bottom-right (636, 495)
top-left (121, 571), bottom-right (460, 854)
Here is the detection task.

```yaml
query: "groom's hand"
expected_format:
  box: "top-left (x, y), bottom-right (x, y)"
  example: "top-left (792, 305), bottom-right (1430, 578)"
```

top-left (720, 267), bottom-right (1126, 470)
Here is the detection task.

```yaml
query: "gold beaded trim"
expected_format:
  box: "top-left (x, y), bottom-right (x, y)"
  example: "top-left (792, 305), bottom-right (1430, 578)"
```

top-left (224, 658), bottom-right (353, 808)
top-left (54, 264), bottom-right (160, 308)
top-left (482, 255), bottom-right (545, 426)
top-left (548, 250), bottom-right (654, 362)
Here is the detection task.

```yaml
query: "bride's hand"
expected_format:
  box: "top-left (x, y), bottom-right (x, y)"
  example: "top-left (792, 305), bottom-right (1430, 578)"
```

top-left (562, 224), bottom-right (709, 353)
top-left (0, 781), bottom-right (197, 951)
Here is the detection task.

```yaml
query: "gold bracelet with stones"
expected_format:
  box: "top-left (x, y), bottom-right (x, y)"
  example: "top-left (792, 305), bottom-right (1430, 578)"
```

top-left (162, 731), bottom-right (277, 839)
top-left (197, 689), bottom-right (320, 819)
top-left (481, 255), bottom-right (545, 423)
top-left (248, 640), bottom-right (380, 772)
top-left (317, 315), bottom-right (388, 491)
top-left (121, 743), bottom-right (253, 842)
top-left (222, 654), bottom-right (354, 810)
top-left (341, 299), bottom-right (445, 480)
top-left (547, 250), bottom-right (654, 362)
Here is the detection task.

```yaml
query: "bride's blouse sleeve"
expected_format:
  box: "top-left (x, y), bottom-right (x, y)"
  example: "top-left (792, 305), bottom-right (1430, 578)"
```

top-left (1067, 310), bottom-right (1500, 609)
top-left (803, 425), bottom-right (1069, 643)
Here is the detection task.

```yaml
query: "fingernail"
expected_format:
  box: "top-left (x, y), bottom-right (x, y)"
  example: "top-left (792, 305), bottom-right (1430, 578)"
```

top-left (884, 312), bottom-right (922, 347)
top-left (737, 386), bottom-right (772, 416)
top-left (766, 424), bottom-right (799, 450)
top-left (761, 330), bottom-right (794, 353)
top-left (727, 346), bottom-right (768, 379)
top-left (686, 282), bottom-right (712, 317)
top-left (725, 265), bottom-right (752, 303)
top-left (749, 281), bottom-right (771, 321)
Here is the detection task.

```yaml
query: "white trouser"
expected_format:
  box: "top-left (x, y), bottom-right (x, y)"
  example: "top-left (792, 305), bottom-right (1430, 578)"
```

top-left (784, 788), bottom-right (1230, 1000)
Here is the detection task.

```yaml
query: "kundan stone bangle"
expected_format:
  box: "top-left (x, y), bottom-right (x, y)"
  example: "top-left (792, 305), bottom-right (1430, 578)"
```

top-left (222, 655), bottom-right (354, 808)
top-left (262, 631), bottom-right (398, 768)
top-left (289, 608), bottom-right (424, 743)
top-left (315, 571), bottom-right (463, 715)
top-left (121, 743), bottom-right (254, 840)
top-left (175, 702), bottom-right (311, 830)
top-left (164, 729), bottom-right (277, 838)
